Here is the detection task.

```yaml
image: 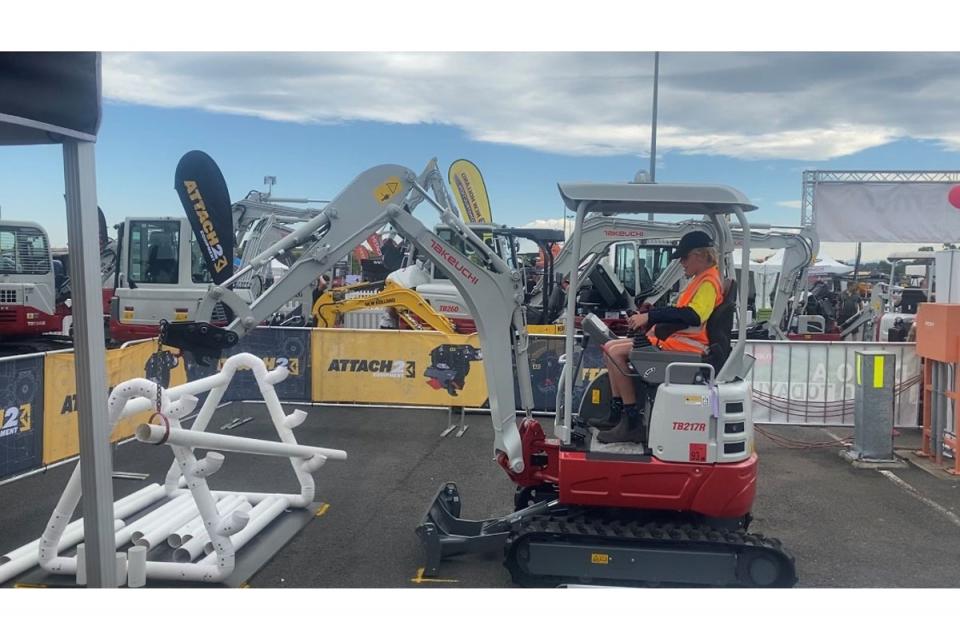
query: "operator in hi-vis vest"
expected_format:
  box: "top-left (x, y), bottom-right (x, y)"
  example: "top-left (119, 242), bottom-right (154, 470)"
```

top-left (591, 231), bottom-right (723, 444)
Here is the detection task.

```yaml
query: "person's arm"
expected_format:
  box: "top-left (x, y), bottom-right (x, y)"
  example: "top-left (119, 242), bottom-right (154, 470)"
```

top-left (647, 283), bottom-right (717, 327)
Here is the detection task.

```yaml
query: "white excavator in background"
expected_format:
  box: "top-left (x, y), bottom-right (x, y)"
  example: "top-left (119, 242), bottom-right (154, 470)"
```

top-left (0, 213), bottom-right (117, 352)
top-left (868, 250), bottom-right (937, 342)
top-left (109, 187), bottom-right (326, 342)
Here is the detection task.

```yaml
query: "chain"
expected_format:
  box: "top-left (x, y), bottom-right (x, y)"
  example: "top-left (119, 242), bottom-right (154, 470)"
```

top-left (155, 320), bottom-right (168, 415)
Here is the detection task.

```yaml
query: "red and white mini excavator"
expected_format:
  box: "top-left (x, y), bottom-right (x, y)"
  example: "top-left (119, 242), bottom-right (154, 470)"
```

top-left (165, 155), bottom-right (796, 587)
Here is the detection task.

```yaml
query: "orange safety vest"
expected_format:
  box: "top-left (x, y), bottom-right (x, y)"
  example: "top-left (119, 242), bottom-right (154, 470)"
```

top-left (648, 265), bottom-right (723, 353)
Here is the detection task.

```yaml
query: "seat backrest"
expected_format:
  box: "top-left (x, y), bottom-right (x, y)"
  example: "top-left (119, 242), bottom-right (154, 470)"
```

top-left (704, 278), bottom-right (736, 373)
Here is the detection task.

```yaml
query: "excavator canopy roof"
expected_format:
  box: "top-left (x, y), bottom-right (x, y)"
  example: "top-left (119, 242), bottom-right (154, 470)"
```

top-left (558, 182), bottom-right (757, 216)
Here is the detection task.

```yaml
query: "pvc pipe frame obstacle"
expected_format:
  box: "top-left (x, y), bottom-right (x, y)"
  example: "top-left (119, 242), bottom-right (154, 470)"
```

top-left (0, 352), bottom-right (346, 586)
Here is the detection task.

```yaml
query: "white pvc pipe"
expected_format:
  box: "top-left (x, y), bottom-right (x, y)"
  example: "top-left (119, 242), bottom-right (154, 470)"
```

top-left (168, 511), bottom-right (205, 548)
top-left (203, 508), bottom-right (251, 555)
top-left (173, 496), bottom-right (247, 563)
top-left (112, 484), bottom-right (166, 521)
top-left (75, 544), bottom-right (85, 586)
top-left (0, 519), bottom-right (124, 586)
top-left (127, 545), bottom-right (147, 588)
top-left (129, 494), bottom-right (194, 543)
top-left (135, 498), bottom-right (203, 549)
top-left (114, 552), bottom-right (128, 585)
top-left (136, 423), bottom-right (347, 462)
top-left (115, 353), bottom-right (265, 421)
top-left (201, 496), bottom-right (286, 564)
top-left (3, 516), bottom-right (112, 564)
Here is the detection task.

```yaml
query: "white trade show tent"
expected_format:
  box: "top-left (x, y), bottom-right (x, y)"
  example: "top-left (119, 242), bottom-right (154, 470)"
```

top-left (808, 253), bottom-right (853, 277)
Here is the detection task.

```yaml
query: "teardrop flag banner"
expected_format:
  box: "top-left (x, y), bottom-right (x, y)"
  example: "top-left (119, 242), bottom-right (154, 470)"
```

top-left (448, 159), bottom-right (493, 224)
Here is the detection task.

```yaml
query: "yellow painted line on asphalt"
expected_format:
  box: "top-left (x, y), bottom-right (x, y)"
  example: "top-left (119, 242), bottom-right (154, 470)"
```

top-left (13, 583), bottom-right (46, 588)
top-left (240, 582), bottom-right (251, 588)
top-left (410, 567), bottom-right (459, 584)
top-left (314, 503), bottom-right (330, 517)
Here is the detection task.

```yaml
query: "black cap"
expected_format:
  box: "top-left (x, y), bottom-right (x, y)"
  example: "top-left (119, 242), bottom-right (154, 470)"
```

top-left (671, 231), bottom-right (713, 260)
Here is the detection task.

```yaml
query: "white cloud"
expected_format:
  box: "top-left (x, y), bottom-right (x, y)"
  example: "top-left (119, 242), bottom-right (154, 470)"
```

top-left (101, 52), bottom-right (960, 161)
top-left (776, 200), bottom-right (803, 209)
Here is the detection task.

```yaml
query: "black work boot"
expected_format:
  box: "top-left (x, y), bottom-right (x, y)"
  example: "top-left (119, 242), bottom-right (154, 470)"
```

top-left (597, 403), bottom-right (645, 444)
top-left (587, 397), bottom-right (623, 429)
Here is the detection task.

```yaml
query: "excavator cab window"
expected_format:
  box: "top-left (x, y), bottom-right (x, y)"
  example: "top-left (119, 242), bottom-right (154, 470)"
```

top-left (0, 227), bottom-right (50, 275)
top-left (614, 243), bottom-right (637, 295)
top-left (129, 220), bottom-right (180, 285)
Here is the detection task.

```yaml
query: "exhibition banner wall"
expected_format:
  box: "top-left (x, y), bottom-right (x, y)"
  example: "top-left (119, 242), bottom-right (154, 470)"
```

top-left (42, 341), bottom-right (187, 465)
top-left (0, 354), bottom-right (44, 479)
top-left (815, 182), bottom-right (960, 242)
top-left (312, 328), bottom-right (488, 407)
top-left (183, 327), bottom-right (312, 402)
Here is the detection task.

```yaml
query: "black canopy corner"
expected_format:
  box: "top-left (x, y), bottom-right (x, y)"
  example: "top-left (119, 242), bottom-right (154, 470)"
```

top-left (0, 52), bottom-right (101, 145)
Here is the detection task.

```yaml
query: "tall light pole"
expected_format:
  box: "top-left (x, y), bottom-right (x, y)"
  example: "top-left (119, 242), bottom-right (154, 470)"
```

top-left (648, 51), bottom-right (660, 221)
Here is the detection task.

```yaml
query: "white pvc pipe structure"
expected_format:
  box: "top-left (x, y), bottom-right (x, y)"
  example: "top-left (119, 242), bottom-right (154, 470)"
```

top-left (136, 423), bottom-right (346, 463)
top-left (201, 496), bottom-right (286, 563)
top-left (10, 352), bottom-right (348, 587)
top-left (168, 494), bottom-right (234, 548)
top-left (174, 495), bottom-right (248, 563)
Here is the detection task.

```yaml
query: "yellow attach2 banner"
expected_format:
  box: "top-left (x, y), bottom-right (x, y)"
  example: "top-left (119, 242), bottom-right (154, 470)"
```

top-left (448, 159), bottom-right (493, 224)
top-left (312, 328), bottom-right (488, 408)
top-left (43, 341), bottom-right (188, 464)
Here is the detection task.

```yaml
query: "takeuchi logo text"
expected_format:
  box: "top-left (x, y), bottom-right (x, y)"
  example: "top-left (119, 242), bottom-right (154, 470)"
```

top-left (429, 239), bottom-right (479, 285)
top-left (603, 230), bottom-right (645, 238)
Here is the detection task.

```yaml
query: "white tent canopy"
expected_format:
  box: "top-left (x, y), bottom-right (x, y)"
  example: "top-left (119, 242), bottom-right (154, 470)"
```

top-left (732, 248), bottom-right (783, 274)
top-left (808, 253), bottom-right (853, 276)
top-left (731, 248), bottom-right (781, 309)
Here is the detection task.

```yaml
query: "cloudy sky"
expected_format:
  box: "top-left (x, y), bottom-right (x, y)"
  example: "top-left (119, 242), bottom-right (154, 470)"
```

top-left (3, 51), bottom-right (960, 260)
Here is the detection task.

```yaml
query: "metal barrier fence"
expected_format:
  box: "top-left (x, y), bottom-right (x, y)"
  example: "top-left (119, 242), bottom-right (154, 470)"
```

top-left (744, 340), bottom-right (921, 428)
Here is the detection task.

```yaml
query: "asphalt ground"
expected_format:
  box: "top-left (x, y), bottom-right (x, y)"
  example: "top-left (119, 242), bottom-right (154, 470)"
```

top-left (2, 403), bottom-right (960, 588)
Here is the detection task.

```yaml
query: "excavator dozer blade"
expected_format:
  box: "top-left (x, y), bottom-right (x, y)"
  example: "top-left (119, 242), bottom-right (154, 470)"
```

top-left (415, 482), bottom-right (510, 578)
top-left (415, 482), bottom-right (556, 578)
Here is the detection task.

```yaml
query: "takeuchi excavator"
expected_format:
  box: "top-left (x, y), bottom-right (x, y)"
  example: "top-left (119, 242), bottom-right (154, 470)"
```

top-left (535, 219), bottom-right (818, 340)
top-left (164, 155), bottom-right (796, 587)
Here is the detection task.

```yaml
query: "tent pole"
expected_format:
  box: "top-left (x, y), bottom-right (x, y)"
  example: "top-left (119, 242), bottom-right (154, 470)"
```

top-left (63, 140), bottom-right (117, 587)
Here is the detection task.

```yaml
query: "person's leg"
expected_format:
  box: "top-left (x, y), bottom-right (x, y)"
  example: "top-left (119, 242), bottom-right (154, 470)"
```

top-left (606, 340), bottom-right (636, 404)
top-left (588, 339), bottom-right (630, 427)
top-left (597, 341), bottom-right (644, 445)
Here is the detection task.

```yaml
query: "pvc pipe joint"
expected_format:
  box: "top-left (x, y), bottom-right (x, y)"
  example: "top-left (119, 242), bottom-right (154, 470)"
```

top-left (283, 410), bottom-right (307, 430)
top-left (189, 453), bottom-right (226, 478)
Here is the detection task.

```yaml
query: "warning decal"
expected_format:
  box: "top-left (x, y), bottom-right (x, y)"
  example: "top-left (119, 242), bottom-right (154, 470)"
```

top-left (374, 177), bottom-right (403, 204)
top-left (689, 443), bottom-right (707, 463)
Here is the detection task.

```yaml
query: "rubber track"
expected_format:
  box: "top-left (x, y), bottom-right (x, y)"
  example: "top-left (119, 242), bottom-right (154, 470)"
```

top-left (504, 510), bottom-right (798, 588)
